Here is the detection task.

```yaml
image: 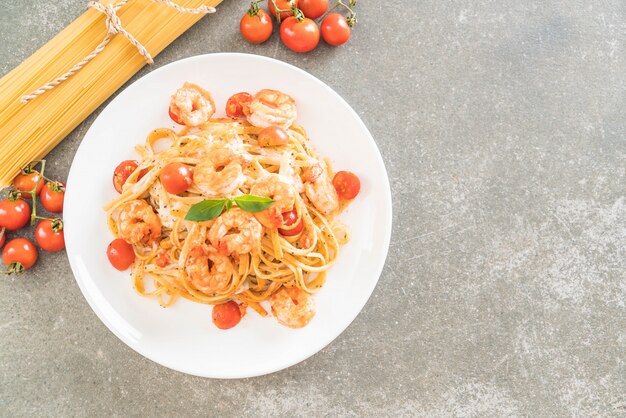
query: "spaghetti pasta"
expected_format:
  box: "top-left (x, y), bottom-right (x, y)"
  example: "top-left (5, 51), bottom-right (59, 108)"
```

top-left (105, 85), bottom-right (356, 329)
top-left (0, 0), bottom-right (223, 187)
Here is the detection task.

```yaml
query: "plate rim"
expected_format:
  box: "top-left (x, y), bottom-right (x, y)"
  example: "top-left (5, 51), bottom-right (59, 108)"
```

top-left (64, 52), bottom-right (392, 378)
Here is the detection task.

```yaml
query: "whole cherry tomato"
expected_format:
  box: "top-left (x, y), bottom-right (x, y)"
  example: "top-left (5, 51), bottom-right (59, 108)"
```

top-left (40, 181), bottom-right (65, 213)
top-left (35, 219), bottom-right (65, 252)
top-left (240, 8), bottom-right (273, 44)
top-left (332, 171), bottom-right (360, 199)
top-left (278, 209), bottom-right (304, 236)
top-left (212, 301), bottom-right (243, 329)
top-left (13, 170), bottom-right (44, 198)
top-left (2, 238), bottom-right (38, 272)
top-left (299, 0), bottom-right (328, 19)
top-left (269, 0), bottom-right (298, 20)
top-left (107, 238), bottom-right (135, 271)
top-left (160, 163), bottom-right (193, 195)
top-left (0, 194), bottom-right (31, 231)
top-left (258, 126), bottom-right (289, 147)
top-left (226, 92), bottom-right (253, 118)
top-left (280, 16), bottom-right (320, 53)
top-left (321, 13), bottom-right (351, 46)
top-left (113, 160), bottom-right (145, 194)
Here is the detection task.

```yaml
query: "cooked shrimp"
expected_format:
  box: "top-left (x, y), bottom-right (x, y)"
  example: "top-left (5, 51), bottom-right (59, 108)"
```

top-left (303, 161), bottom-right (339, 215)
top-left (117, 199), bottom-right (162, 245)
top-left (185, 244), bottom-right (233, 293)
top-left (193, 148), bottom-right (247, 197)
top-left (208, 208), bottom-right (263, 256)
top-left (246, 89), bottom-right (297, 129)
top-left (270, 287), bottom-right (315, 328)
top-left (250, 174), bottom-right (296, 228)
top-left (169, 83), bottom-right (215, 127)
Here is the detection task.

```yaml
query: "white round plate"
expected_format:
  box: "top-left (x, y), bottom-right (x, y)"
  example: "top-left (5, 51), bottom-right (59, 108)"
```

top-left (65, 53), bottom-right (392, 378)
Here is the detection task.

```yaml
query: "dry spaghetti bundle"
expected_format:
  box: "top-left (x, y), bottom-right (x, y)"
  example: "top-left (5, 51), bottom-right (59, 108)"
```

top-left (0, 0), bottom-right (223, 187)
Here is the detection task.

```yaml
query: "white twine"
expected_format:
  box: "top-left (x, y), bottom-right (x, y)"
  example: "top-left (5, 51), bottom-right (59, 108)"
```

top-left (20, 0), bottom-right (216, 104)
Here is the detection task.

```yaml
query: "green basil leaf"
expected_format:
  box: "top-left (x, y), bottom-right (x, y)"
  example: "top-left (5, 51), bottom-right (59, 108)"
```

top-left (225, 198), bottom-right (233, 212)
top-left (184, 199), bottom-right (226, 221)
top-left (233, 195), bottom-right (274, 213)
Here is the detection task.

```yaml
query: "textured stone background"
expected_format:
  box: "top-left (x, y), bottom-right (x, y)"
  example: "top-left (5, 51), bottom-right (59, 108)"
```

top-left (1, 0), bottom-right (625, 416)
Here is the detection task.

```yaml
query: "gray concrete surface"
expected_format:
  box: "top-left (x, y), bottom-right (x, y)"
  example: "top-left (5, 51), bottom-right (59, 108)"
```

top-left (1, 0), bottom-right (625, 416)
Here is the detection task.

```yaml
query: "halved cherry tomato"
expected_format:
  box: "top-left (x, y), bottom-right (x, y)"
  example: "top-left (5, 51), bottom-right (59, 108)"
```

top-left (299, 0), bottom-right (328, 19)
top-left (212, 301), bottom-right (243, 329)
top-left (107, 238), bottom-right (135, 271)
top-left (269, 0), bottom-right (298, 20)
top-left (258, 126), bottom-right (290, 147)
top-left (278, 209), bottom-right (304, 236)
top-left (226, 92), bottom-right (253, 118)
top-left (168, 108), bottom-right (182, 124)
top-left (113, 160), bottom-right (145, 194)
top-left (3, 238), bottom-right (38, 272)
top-left (0, 196), bottom-right (31, 231)
top-left (332, 171), bottom-right (360, 199)
top-left (40, 181), bottom-right (65, 213)
top-left (35, 219), bottom-right (65, 252)
top-left (321, 13), bottom-right (351, 46)
top-left (160, 163), bottom-right (193, 195)
top-left (280, 16), bottom-right (320, 53)
top-left (240, 9), bottom-right (273, 44)
top-left (14, 170), bottom-right (43, 198)
top-left (0, 228), bottom-right (5, 249)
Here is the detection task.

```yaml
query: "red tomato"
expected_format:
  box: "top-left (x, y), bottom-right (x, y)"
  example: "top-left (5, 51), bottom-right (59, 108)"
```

top-left (2, 238), bottom-right (38, 272)
top-left (258, 126), bottom-right (290, 147)
top-left (332, 171), bottom-right (360, 199)
top-left (212, 301), bottom-right (243, 329)
top-left (113, 160), bottom-right (145, 194)
top-left (280, 16), bottom-right (320, 52)
top-left (160, 163), bottom-right (193, 195)
top-left (240, 9), bottom-right (273, 44)
top-left (0, 197), bottom-right (31, 231)
top-left (278, 209), bottom-right (304, 236)
top-left (321, 13), bottom-right (351, 46)
top-left (168, 108), bottom-right (182, 124)
top-left (40, 181), bottom-right (65, 213)
top-left (13, 171), bottom-right (44, 198)
top-left (0, 228), bottom-right (5, 248)
top-left (35, 219), bottom-right (65, 252)
top-left (299, 0), bottom-right (328, 19)
top-left (107, 238), bottom-right (135, 271)
top-left (269, 0), bottom-right (298, 20)
top-left (226, 92), bottom-right (253, 118)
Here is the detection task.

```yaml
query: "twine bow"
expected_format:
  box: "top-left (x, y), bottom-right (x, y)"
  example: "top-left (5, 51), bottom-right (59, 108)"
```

top-left (20, 0), bottom-right (216, 104)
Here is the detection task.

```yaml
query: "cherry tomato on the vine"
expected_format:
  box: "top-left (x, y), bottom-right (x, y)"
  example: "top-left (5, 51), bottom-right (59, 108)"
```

top-left (299, 0), bottom-right (328, 19)
top-left (321, 13), bottom-right (351, 46)
top-left (14, 170), bottom-right (43, 198)
top-left (35, 219), bottom-right (65, 252)
top-left (160, 163), bottom-right (193, 195)
top-left (280, 16), bottom-right (320, 53)
top-left (226, 92), bottom-right (253, 118)
top-left (212, 301), bottom-right (243, 329)
top-left (107, 238), bottom-right (135, 271)
top-left (269, 0), bottom-right (298, 20)
top-left (258, 126), bottom-right (290, 147)
top-left (40, 181), bottom-right (65, 213)
top-left (0, 196), bottom-right (31, 231)
top-left (332, 171), bottom-right (360, 199)
top-left (2, 238), bottom-right (38, 272)
top-left (278, 209), bottom-right (304, 236)
top-left (113, 160), bottom-right (145, 194)
top-left (240, 9), bottom-right (273, 44)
